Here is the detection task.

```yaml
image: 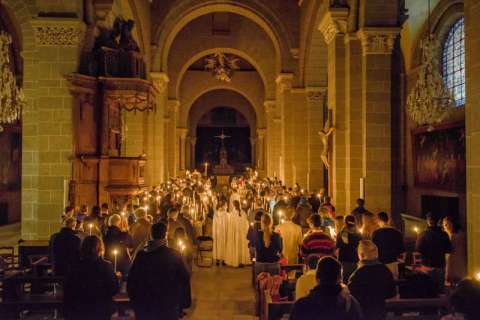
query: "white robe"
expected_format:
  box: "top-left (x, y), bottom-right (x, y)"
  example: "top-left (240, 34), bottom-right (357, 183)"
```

top-left (212, 208), bottom-right (228, 261)
top-left (224, 209), bottom-right (251, 267)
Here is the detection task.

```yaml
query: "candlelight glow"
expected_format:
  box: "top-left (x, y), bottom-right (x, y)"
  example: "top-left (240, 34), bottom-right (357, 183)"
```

top-left (475, 272), bottom-right (480, 281)
top-left (413, 226), bottom-right (419, 234)
top-left (113, 249), bottom-right (118, 256)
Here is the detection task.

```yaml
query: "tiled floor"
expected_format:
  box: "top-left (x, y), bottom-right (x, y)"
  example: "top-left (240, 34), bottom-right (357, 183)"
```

top-left (186, 265), bottom-right (257, 320)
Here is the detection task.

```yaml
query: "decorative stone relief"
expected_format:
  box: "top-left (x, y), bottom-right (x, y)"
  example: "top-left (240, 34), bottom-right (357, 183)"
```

top-left (33, 21), bottom-right (85, 46)
top-left (318, 8), bottom-right (349, 45)
top-left (275, 74), bottom-right (294, 93)
top-left (357, 28), bottom-right (400, 55)
top-left (150, 72), bottom-right (169, 93)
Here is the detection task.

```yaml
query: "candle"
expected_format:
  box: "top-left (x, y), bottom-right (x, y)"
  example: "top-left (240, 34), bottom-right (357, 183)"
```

top-left (113, 249), bottom-right (118, 273)
top-left (475, 272), bottom-right (480, 281)
top-left (360, 177), bottom-right (365, 199)
top-left (204, 162), bottom-right (209, 176)
top-left (328, 226), bottom-right (336, 238)
top-left (88, 223), bottom-right (93, 236)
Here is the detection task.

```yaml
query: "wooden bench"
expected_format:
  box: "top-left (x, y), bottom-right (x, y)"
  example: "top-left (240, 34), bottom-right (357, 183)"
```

top-left (386, 295), bottom-right (447, 318)
top-left (262, 289), bottom-right (293, 320)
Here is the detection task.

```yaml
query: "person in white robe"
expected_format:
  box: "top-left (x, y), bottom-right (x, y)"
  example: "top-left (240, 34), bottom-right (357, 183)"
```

top-left (224, 200), bottom-right (251, 267)
top-left (275, 207), bottom-right (303, 264)
top-left (213, 200), bottom-right (229, 264)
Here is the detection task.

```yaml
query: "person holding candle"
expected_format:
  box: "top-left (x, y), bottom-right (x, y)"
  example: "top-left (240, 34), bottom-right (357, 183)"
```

top-left (83, 205), bottom-right (104, 237)
top-left (416, 213), bottom-right (452, 293)
top-left (130, 208), bottom-right (152, 258)
top-left (336, 215), bottom-right (362, 283)
top-left (372, 212), bottom-right (405, 279)
top-left (64, 235), bottom-right (120, 320)
top-left (213, 200), bottom-right (229, 264)
top-left (48, 217), bottom-right (81, 277)
top-left (442, 216), bottom-right (467, 285)
top-left (128, 222), bottom-right (190, 320)
top-left (276, 207), bottom-right (303, 264)
top-left (103, 214), bottom-right (133, 275)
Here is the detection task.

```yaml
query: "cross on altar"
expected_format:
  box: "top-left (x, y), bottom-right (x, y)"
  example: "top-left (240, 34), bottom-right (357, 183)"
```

top-left (214, 130), bottom-right (231, 147)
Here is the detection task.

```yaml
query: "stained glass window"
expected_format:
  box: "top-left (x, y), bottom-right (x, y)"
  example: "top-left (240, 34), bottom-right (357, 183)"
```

top-left (442, 17), bottom-right (465, 107)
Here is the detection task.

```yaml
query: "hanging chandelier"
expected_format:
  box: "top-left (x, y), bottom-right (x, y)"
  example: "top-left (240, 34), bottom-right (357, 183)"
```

top-left (406, 0), bottom-right (454, 128)
top-left (204, 52), bottom-right (240, 82)
top-left (0, 31), bottom-right (25, 132)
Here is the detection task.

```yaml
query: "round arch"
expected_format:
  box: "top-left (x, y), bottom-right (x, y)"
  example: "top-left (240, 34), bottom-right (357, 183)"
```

top-left (152, 0), bottom-right (293, 74)
top-left (174, 48), bottom-right (270, 100)
top-left (187, 89), bottom-right (257, 170)
top-left (187, 89), bottom-right (257, 137)
top-left (180, 83), bottom-right (265, 129)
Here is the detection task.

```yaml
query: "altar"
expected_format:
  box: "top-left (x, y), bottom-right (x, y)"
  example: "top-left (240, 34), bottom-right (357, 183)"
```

top-left (212, 131), bottom-right (235, 175)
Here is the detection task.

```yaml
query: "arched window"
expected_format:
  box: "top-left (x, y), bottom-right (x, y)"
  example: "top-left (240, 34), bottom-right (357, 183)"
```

top-left (442, 17), bottom-right (465, 107)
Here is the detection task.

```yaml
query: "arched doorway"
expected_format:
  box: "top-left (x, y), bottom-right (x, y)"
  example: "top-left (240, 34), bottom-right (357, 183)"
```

top-left (195, 107), bottom-right (252, 173)
top-left (186, 89), bottom-right (258, 174)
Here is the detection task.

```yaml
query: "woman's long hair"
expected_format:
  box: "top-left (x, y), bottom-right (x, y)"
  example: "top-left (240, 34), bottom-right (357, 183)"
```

top-left (261, 214), bottom-right (273, 248)
top-left (81, 235), bottom-right (104, 260)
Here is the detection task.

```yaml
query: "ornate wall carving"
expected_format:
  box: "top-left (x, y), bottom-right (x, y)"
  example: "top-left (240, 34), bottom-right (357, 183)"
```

top-left (357, 28), bottom-right (400, 55)
top-left (33, 20), bottom-right (85, 46)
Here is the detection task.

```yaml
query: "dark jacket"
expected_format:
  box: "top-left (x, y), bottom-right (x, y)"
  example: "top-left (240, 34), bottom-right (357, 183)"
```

top-left (177, 214), bottom-right (196, 244)
top-left (348, 260), bottom-right (396, 320)
top-left (294, 203), bottom-right (313, 228)
top-left (290, 284), bottom-right (363, 320)
top-left (336, 228), bottom-right (362, 263)
top-left (415, 226), bottom-right (452, 268)
top-left (103, 226), bottom-right (133, 274)
top-left (48, 228), bottom-right (81, 277)
top-left (127, 240), bottom-right (190, 320)
top-left (255, 231), bottom-right (283, 263)
top-left (372, 227), bottom-right (405, 264)
top-left (247, 222), bottom-right (261, 248)
top-left (64, 257), bottom-right (119, 320)
top-left (351, 207), bottom-right (367, 226)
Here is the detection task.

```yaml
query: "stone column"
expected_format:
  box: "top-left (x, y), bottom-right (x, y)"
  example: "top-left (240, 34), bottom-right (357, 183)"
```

top-left (319, 8), bottom-right (349, 213)
top-left (150, 72), bottom-right (169, 184)
top-left (21, 18), bottom-right (85, 240)
top-left (249, 137), bottom-right (256, 169)
top-left (257, 128), bottom-right (266, 171)
top-left (165, 100), bottom-right (179, 177)
top-left (275, 74), bottom-right (294, 184)
top-left (264, 100), bottom-right (278, 177)
top-left (177, 127), bottom-right (188, 172)
top-left (306, 87), bottom-right (327, 192)
top-left (189, 136), bottom-right (197, 169)
top-left (465, 0), bottom-right (480, 273)
top-left (344, 34), bottom-right (364, 212)
top-left (357, 28), bottom-right (399, 214)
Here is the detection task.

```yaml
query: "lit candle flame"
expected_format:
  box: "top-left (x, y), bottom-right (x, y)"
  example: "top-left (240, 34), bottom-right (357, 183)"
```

top-left (113, 249), bottom-right (118, 256)
top-left (413, 226), bottom-right (419, 234)
top-left (475, 272), bottom-right (480, 281)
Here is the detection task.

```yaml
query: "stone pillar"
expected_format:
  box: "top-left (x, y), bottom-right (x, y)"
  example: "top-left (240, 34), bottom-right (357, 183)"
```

top-left (150, 72), bottom-right (169, 184)
top-left (344, 34), bottom-right (364, 212)
top-left (306, 87), bottom-right (327, 192)
top-left (319, 8), bottom-right (349, 213)
top-left (249, 137), bottom-right (256, 169)
top-left (165, 100), bottom-right (179, 178)
top-left (276, 74), bottom-right (294, 184)
top-left (177, 128), bottom-right (188, 173)
top-left (21, 19), bottom-right (85, 240)
top-left (357, 28), bottom-right (399, 214)
top-left (257, 128), bottom-right (266, 171)
top-left (189, 136), bottom-right (197, 170)
top-left (264, 100), bottom-right (279, 177)
top-left (465, 0), bottom-right (480, 274)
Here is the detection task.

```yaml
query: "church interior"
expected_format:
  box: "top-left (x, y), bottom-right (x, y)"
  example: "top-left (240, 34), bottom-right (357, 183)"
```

top-left (0, 0), bottom-right (480, 319)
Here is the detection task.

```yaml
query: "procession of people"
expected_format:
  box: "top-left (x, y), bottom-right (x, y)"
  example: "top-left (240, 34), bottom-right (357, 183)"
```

top-left (48, 167), bottom-right (478, 320)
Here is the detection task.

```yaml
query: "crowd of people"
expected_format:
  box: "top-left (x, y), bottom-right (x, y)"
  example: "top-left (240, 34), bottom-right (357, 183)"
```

top-left (47, 169), bottom-right (480, 320)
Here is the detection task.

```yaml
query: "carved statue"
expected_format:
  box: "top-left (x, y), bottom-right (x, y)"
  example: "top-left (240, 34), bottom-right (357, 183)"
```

top-left (318, 115), bottom-right (335, 169)
top-left (119, 19), bottom-right (139, 52)
top-left (94, 18), bottom-right (121, 50)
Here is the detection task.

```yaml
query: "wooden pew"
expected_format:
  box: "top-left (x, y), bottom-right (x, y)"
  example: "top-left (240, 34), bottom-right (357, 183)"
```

top-left (262, 289), bottom-right (293, 320)
top-left (386, 295), bottom-right (447, 319)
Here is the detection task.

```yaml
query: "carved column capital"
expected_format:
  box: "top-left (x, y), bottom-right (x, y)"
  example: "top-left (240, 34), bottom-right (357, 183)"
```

top-left (356, 28), bottom-right (400, 55)
top-left (257, 128), bottom-right (266, 139)
top-left (264, 100), bottom-right (276, 114)
top-left (318, 8), bottom-right (349, 45)
top-left (177, 127), bottom-right (188, 139)
top-left (150, 72), bottom-right (169, 93)
top-left (32, 19), bottom-right (86, 46)
top-left (167, 99), bottom-right (180, 114)
top-left (275, 73), bottom-right (294, 93)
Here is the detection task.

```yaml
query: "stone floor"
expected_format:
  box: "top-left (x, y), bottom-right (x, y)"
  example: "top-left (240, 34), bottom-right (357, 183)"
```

top-left (185, 265), bottom-right (257, 320)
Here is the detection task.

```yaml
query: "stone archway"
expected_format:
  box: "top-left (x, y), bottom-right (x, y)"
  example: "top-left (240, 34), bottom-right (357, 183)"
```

top-left (185, 89), bottom-right (259, 172)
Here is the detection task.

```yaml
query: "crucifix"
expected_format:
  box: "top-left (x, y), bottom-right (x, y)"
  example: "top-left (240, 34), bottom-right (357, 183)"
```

top-left (214, 130), bottom-right (231, 167)
top-left (214, 130), bottom-right (231, 147)
top-left (318, 110), bottom-right (335, 169)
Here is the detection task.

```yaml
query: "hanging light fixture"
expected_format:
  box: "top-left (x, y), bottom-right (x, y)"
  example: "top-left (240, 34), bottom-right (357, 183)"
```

top-left (406, 0), bottom-right (454, 129)
top-left (0, 31), bottom-right (25, 132)
top-left (204, 52), bottom-right (240, 82)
